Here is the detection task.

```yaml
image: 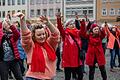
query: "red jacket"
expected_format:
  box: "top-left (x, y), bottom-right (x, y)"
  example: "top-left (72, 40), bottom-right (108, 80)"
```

top-left (0, 22), bottom-right (20, 60)
top-left (57, 18), bottom-right (85, 67)
top-left (83, 28), bottom-right (106, 66)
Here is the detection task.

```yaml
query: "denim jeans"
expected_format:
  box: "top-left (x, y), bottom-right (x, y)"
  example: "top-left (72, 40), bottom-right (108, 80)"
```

top-left (26, 77), bottom-right (39, 80)
top-left (26, 77), bottom-right (52, 80)
top-left (0, 60), bottom-right (23, 80)
top-left (110, 48), bottom-right (120, 68)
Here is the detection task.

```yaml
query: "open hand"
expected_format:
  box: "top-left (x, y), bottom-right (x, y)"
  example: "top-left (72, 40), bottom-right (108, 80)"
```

top-left (13, 12), bottom-right (25, 20)
top-left (56, 12), bottom-right (61, 18)
top-left (39, 16), bottom-right (49, 24)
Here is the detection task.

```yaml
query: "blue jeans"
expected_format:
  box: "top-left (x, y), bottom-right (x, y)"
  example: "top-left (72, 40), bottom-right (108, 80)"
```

top-left (110, 48), bottom-right (120, 68)
top-left (0, 60), bottom-right (23, 80)
top-left (26, 77), bottom-right (40, 80)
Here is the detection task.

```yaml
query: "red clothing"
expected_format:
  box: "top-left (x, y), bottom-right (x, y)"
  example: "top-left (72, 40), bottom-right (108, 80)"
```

top-left (85, 34), bottom-right (106, 66)
top-left (57, 18), bottom-right (85, 67)
top-left (0, 22), bottom-right (20, 60)
top-left (82, 26), bottom-right (106, 66)
top-left (31, 41), bottom-right (56, 72)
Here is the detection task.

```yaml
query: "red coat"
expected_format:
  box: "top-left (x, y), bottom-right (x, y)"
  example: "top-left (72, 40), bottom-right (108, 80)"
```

top-left (86, 34), bottom-right (106, 66)
top-left (57, 18), bottom-right (85, 67)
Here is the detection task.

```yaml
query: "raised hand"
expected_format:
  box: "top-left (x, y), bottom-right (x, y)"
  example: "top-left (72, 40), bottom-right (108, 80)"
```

top-left (75, 12), bottom-right (79, 20)
top-left (13, 12), bottom-right (25, 20)
top-left (56, 12), bottom-right (61, 18)
top-left (39, 16), bottom-right (49, 24)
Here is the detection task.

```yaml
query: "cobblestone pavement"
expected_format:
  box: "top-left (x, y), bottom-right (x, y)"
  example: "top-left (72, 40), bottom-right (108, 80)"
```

top-left (8, 50), bottom-right (120, 80)
top-left (54, 49), bottom-right (120, 80)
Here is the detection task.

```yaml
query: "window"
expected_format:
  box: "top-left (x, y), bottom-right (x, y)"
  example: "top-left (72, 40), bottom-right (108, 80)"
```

top-left (37, 9), bottom-right (41, 16)
top-left (12, 10), bottom-right (15, 16)
top-left (17, 0), bottom-right (21, 5)
top-left (49, 0), bottom-right (54, 4)
top-left (2, 0), bottom-right (5, 6)
top-left (43, 9), bottom-right (47, 16)
top-left (30, 0), bottom-right (34, 5)
top-left (7, 11), bottom-right (11, 19)
top-left (102, 8), bottom-right (107, 16)
top-left (118, 9), bottom-right (120, 15)
top-left (30, 9), bottom-right (34, 17)
top-left (22, 10), bottom-right (25, 15)
top-left (36, 0), bottom-right (41, 4)
top-left (109, 8), bottom-right (115, 16)
top-left (2, 11), bottom-right (5, 18)
top-left (83, 10), bottom-right (87, 15)
top-left (49, 9), bottom-right (54, 17)
top-left (0, 0), bottom-right (1, 6)
top-left (12, 0), bottom-right (15, 5)
top-left (42, 0), bottom-right (47, 4)
top-left (102, 0), bottom-right (107, 2)
top-left (8, 0), bottom-right (11, 5)
top-left (0, 11), bottom-right (1, 18)
top-left (17, 10), bottom-right (21, 12)
top-left (56, 0), bottom-right (60, 3)
top-left (109, 0), bottom-right (114, 2)
top-left (56, 8), bottom-right (60, 13)
top-left (22, 0), bottom-right (25, 5)
top-left (88, 10), bottom-right (93, 15)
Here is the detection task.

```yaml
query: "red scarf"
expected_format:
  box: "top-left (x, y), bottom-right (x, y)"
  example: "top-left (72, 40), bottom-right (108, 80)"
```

top-left (31, 41), bottom-right (56, 72)
top-left (66, 28), bottom-right (78, 38)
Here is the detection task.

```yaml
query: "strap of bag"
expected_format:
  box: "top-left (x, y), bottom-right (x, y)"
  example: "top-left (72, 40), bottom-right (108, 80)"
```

top-left (69, 34), bottom-right (81, 63)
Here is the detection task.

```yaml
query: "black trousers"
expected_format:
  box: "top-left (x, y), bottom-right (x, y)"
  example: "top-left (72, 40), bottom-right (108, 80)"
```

top-left (89, 65), bottom-right (107, 80)
top-left (64, 66), bottom-right (83, 80)
top-left (56, 47), bottom-right (61, 70)
top-left (19, 59), bottom-right (26, 75)
top-left (0, 60), bottom-right (24, 80)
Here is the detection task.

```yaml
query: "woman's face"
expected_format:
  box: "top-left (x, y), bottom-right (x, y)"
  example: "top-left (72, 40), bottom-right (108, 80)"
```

top-left (67, 23), bottom-right (75, 29)
top-left (92, 26), bottom-right (99, 34)
top-left (35, 28), bottom-right (46, 43)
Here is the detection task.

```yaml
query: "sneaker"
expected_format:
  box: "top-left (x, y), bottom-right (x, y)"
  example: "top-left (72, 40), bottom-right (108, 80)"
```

top-left (110, 68), bottom-right (116, 72)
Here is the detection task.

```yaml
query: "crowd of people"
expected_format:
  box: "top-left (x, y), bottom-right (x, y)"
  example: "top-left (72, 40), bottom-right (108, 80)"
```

top-left (0, 12), bottom-right (119, 80)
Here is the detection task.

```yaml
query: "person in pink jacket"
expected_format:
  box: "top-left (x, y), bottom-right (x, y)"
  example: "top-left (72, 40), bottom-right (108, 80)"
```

top-left (104, 22), bottom-right (120, 71)
top-left (14, 12), bottom-right (60, 80)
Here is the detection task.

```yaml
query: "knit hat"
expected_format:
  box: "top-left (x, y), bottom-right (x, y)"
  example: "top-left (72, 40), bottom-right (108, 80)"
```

top-left (90, 23), bottom-right (98, 30)
top-left (64, 19), bottom-right (75, 27)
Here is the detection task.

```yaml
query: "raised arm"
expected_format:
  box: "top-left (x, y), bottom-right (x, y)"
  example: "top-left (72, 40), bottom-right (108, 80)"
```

top-left (0, 22), bottom-right (3, 45)
top-left (104, 24), bottom-right (111, 37)
top-left (3, 18), bottom-right (20, 41)
top-left (100, 27), bottom-right (106, 40)
top-left (14, 12), bottom-right (33, 53)
top-left (39, 16), bottom-right (60, 50)
top-left (56, 12), bottom-right (66, 40)
top-left (79, 20), bottom-right (89, 39)
top-left (75, 12), bottom-right (80, 30)
top-left (39, 16), bottom-right (60, 35)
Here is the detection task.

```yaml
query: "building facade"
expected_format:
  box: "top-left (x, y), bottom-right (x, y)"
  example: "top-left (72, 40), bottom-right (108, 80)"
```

top-left (64, 0), bottom-right (96, 21)
top-left (0, 0), bottom-right (96, 22)
top-left (0, 0), bottom-right (28, 21)
top-left (96, 0), bottom-right (120, 24)
top-left (29, 0), bottom-right (62, 21)
top-left (0, 0), bottom-right (62, 21)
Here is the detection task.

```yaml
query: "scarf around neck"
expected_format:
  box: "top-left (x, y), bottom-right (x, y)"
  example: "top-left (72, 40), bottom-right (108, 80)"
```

top-left (31, 41), bottom-right (56, 72)
top-left (66, 28), bottom-right (78, 38)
